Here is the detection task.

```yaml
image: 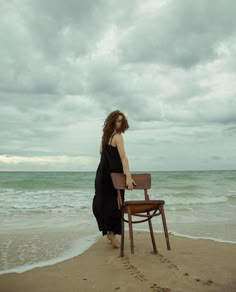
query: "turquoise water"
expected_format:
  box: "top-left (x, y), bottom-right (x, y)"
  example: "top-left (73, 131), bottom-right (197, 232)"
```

top-left (0, 170), bottom-right (235, 273)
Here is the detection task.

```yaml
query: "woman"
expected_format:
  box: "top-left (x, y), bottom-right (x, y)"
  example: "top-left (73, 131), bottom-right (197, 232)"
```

top-left (92, 110), bottom-right (136, 248)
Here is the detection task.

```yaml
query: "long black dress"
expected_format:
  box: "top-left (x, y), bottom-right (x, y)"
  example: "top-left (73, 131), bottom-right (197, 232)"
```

top-left (92, 133), bottom-right (125, 236)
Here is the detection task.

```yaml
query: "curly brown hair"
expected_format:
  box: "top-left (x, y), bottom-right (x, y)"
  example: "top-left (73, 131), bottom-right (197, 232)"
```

top-left (101, 110), bottom-right (129, 146)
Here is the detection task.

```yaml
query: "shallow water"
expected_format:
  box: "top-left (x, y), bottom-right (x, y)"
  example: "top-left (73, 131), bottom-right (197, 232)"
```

top-left (0, 170), bottom-right (235, 274)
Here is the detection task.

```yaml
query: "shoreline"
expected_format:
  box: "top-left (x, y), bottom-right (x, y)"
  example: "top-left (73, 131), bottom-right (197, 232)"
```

top-left (0, 229), bottom-right (235, 276)
top-left (0, 230), bottom-right (235, 291)
top-left (0, 233), bottom-right (101, 276)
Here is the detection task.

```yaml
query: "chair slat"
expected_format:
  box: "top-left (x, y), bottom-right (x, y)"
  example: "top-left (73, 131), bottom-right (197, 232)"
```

top-left (111, 172), bottom-right (151, 190)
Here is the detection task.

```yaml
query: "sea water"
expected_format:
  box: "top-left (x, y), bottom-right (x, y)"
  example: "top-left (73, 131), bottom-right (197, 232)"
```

top-left (0, 170), bottom-right (235, 274)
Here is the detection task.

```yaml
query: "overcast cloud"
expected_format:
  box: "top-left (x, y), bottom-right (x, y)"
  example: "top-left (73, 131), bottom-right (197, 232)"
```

top-left (0, 0), bottom-right (235, 171)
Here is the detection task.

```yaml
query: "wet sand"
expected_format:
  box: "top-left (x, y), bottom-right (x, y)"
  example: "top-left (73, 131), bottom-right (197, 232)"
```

top-left (0, 231), bottom-right (235, 292)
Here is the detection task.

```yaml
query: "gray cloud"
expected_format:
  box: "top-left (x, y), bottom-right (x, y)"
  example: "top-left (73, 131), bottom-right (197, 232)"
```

top-left (118, 0), bottom-right (236, 68)
top-left (0, 0), bottom-right (235, 171)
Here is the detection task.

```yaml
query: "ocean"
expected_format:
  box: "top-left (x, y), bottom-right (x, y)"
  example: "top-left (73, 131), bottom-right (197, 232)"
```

top-left (0, 170), bottom-right (235, 274)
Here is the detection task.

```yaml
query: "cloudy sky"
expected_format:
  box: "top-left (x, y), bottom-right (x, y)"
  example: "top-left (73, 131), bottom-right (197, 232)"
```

top-left (0, 0), bottom-right (236, 171)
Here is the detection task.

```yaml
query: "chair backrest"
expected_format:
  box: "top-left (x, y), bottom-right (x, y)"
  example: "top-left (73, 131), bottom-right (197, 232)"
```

top-left (111, 172), bottom-right (151, 190)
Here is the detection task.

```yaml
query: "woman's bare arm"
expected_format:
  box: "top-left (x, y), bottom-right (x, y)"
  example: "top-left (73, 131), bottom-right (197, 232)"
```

top-left (116, 134), bottom-right (130, 175)
top-left (99, 138), bottom-right (102, 154)
top-left (115, 134), bottom-right (136, 189)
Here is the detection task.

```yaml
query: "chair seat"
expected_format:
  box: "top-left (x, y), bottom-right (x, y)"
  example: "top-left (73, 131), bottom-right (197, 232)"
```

top-left (123, 200), bottom-right (165, 213)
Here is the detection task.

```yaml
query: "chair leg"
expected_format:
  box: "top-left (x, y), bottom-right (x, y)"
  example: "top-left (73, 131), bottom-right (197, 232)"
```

top-left (127, 207), bottom-right (134, 253)
top-left (160, 205), bottom-right (171, 250)
top-left (120, 210), bottom-right (125, 257)
top-left (147, 211), bottom-right (158, 254)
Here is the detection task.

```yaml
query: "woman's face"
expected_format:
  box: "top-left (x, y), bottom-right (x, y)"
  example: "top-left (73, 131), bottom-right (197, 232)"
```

top-left (115, 115), bottom-right (123, 129)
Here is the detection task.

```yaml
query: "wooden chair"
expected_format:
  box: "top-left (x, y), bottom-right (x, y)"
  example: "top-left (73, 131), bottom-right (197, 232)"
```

top-left (111, 172), bottom-right (171, 257)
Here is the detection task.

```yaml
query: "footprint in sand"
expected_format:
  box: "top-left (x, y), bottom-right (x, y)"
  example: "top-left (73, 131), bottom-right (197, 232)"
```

top-left (150, 283), bottom-right (172, 292)
top-left (120, 256), bottom-right (172, 291)
top-left (158, 254), bottom-right (179, 271)
top-left (183, 272), bottom-right (215, 288)
top-left (203, 279), bottom-right (214, 286)
top-left (120, 256), bottom-right (148, 282)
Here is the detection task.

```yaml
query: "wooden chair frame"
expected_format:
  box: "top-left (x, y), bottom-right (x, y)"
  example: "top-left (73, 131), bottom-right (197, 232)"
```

top-left (111, 172), bottom-right (171, 257)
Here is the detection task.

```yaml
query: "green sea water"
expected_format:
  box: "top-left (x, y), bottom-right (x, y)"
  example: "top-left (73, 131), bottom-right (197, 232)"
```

top-left (0, 170), bottom-right (235, 274)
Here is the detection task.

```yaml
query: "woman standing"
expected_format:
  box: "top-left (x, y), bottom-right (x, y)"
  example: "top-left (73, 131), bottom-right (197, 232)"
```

top-left (92, 110), bottom-right (136, 248)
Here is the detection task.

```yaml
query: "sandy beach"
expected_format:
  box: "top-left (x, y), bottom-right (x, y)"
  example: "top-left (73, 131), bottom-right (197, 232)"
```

top-left (0, 230), bottom-right (235, 292)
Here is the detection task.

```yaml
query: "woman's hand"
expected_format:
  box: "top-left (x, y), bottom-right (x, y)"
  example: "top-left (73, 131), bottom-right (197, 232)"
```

top-left (126, 174), bottom-right (137, 190)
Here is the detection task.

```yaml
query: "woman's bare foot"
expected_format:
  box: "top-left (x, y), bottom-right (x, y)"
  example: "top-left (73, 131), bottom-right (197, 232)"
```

top-left (106, 232), bottom-right (120, 248)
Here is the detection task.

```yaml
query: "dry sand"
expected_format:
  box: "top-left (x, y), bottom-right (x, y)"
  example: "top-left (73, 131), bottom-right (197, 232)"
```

top-left (0, 231), bottom-right (235, 292)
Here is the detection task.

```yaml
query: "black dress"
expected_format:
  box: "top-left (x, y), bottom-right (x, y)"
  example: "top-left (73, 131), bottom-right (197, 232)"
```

top-left (92, 133), bottom-right (125, 236)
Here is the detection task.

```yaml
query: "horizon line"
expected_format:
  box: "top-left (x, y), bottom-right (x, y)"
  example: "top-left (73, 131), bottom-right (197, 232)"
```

top-left (0, 169), bottom-right (235, 172)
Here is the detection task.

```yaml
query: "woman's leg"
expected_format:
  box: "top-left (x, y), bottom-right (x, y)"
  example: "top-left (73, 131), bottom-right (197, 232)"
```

top-left (106, 231), bottom-right (120, 248)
